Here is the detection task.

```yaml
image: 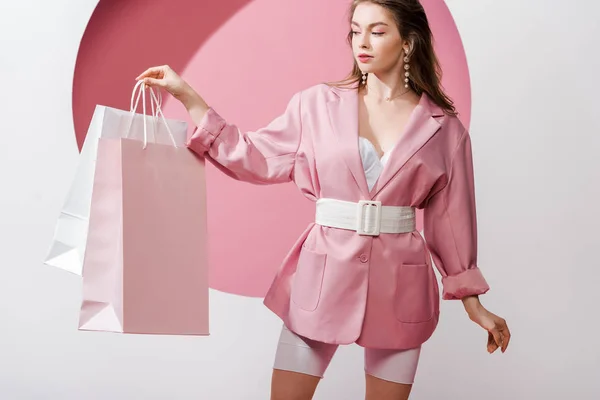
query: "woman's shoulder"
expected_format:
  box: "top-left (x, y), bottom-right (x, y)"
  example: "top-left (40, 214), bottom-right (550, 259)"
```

top-left (294, 82), bottom-right (356, 102)
top-left (440, 112), bottom-right (467, 134)
top-left (421, 93), bottom-right (471, 149)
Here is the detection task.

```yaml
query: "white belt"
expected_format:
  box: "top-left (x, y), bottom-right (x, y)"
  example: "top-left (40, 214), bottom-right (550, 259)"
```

top-left (315, 198), bottom-right (416, 236)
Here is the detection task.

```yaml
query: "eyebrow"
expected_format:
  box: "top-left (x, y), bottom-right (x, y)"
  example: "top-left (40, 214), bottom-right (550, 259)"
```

top-left (351, 21), bottom-right (389, 28)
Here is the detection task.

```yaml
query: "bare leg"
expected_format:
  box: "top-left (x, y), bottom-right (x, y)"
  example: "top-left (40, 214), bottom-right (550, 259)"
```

top-left (363, 346), bottom-right (421, 400)
top-left (270, 369), bottom-right (321, 400)
top-left (365, 373), bottom-right (413, 400)
top-left (270, 325), bottom-right (339, 400)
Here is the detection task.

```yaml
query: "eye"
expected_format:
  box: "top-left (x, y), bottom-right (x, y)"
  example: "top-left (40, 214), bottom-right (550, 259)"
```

top-left (351, 31), bottom-right (360, 35)
top-left (372, 32), bottom-right (385, 36)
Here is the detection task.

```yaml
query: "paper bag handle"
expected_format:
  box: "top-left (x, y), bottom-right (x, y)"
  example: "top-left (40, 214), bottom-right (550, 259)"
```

top-left (126, 79), bottom-right (177, 149)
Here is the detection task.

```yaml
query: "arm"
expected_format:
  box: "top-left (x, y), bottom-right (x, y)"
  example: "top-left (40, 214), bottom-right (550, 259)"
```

top-left (423, 129), bottom-right (490, 303)
top-left (135, 65), bottom-right (302, 184)
top-left (184, 91), bottom-right (303, 185)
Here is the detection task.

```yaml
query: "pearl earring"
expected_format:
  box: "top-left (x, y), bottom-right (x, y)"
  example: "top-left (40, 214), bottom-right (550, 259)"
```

top-left (361, 72), bottom-right (367, 85)
top-left (403, 53), bottom-right (410, 88)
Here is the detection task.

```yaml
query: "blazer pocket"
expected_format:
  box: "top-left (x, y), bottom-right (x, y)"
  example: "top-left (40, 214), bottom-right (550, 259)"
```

top-left (291, 246), bottom-right (327, 312)
top-left (394, 263), bottom-right (435, 323)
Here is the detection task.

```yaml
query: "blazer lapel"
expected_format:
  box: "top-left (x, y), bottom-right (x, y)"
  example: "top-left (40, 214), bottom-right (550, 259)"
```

top-left (370, 93), bottom-right (444, 197)
top-left (326, 87), bottom-right (371, 198)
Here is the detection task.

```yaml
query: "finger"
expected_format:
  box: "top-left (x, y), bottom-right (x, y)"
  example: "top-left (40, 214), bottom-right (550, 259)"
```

top-left (142, 77), bottom-right (166, 88)
top-left (500, 325), bottom-right (511, 352)
top-left (135, 66), bottom-right (165, 81)
top-left (488, 328), bottom-right (503, 354)
top-left (135, 66), bottom-right (161, 80)
top-left (491, 326), bottom-right (503, 347)
top-left (487, 332), bottom-right (498, 353)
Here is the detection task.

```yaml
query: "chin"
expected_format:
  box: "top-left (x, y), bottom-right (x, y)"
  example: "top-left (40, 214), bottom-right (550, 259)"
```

top-left (360, 66), bottom-right (379, 74)
top-left (356, 63), bottom-right (373, 72)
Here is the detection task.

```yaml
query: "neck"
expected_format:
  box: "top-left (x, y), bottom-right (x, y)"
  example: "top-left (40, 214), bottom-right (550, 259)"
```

top-left (365, 69), bottom-right (408, 101)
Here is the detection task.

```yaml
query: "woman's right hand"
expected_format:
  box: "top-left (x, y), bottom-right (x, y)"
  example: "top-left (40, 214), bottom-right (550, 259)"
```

top-left (135, 65), bottom-right (202, 110)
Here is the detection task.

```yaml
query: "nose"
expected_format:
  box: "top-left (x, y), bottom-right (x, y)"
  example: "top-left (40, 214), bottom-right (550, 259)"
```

top-left (357, 33), bottom-right (371, 50)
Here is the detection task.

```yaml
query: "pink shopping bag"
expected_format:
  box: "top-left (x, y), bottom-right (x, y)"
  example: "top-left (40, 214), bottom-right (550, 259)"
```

top-left (78, 83), bottom-right (209, 335)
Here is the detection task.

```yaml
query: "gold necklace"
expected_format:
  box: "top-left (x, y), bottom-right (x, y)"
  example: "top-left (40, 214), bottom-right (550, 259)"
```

top-left (367, 85), bottom-right (411, 102)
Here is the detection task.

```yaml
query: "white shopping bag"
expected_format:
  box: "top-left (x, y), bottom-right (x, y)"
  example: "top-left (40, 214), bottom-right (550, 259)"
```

top-left (44, 82), bottom-right (189, 275)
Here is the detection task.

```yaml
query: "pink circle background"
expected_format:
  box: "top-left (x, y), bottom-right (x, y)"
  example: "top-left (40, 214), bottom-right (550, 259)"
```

top-left (73, 0), bottom-right (471, 298)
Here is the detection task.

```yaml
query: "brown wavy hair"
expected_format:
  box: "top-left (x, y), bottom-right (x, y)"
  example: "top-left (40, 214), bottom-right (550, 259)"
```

top-left (328, 0), bottom-right (457, 116)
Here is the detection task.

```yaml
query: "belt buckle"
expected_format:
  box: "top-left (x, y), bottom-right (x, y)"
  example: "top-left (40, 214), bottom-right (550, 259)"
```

top-left (356, 200), bottom-right (382, 236)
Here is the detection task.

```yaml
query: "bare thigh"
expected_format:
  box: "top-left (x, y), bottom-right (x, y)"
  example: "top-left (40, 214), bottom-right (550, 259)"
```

top-left (270, 325), bottom-right (338, 400)
top-left (365, 373), bottom-right (413, 400)
top-left (270, 369), bottom-right (321, 400)
top-left (363, 346), bottom-right (421, 400)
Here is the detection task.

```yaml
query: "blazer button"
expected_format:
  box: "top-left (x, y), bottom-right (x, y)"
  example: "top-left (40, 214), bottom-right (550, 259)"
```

top-left (359, 254), bottom-right (369, 263)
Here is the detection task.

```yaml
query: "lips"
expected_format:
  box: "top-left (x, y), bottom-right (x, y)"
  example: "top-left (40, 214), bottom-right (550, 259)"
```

top-left (358, 54), bottom-right (373, 62)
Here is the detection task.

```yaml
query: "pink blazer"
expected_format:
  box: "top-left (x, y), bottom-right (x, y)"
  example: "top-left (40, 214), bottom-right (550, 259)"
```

top-left (187, 83), bottom-right (490, 350)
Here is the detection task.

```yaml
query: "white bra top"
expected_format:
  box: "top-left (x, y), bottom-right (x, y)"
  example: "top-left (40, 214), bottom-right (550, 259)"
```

top-left (359, 137), bottom-right (394, 192)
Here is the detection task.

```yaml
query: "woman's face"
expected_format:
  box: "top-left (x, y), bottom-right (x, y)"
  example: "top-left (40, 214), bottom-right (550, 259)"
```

top-left (351, 2), bottom-right (408, 75)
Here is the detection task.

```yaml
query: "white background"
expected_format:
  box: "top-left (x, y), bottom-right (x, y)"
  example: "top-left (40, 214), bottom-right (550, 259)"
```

top-left (1, 0), bottom-right (599, 399)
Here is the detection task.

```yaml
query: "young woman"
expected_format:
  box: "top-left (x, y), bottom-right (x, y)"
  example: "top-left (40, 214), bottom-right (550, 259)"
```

top-left (137, 0), bottom-right (511, 399)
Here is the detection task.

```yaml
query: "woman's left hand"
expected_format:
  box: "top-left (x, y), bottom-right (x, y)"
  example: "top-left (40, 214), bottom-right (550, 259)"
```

top-left (465, 302), bottom-right (511, 354)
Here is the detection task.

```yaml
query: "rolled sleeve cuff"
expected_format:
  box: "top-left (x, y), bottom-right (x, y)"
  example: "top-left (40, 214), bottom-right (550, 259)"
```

top-left (186, 108), bottom-right (226, 154)
top-left (441, 267), bottom-right (490, 300)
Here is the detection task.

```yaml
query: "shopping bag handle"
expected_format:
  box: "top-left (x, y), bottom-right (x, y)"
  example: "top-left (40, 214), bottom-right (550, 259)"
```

top-left (126, 80), bottom-right (177, 149)
top-left (130, 79), bottom-right (163, 117)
